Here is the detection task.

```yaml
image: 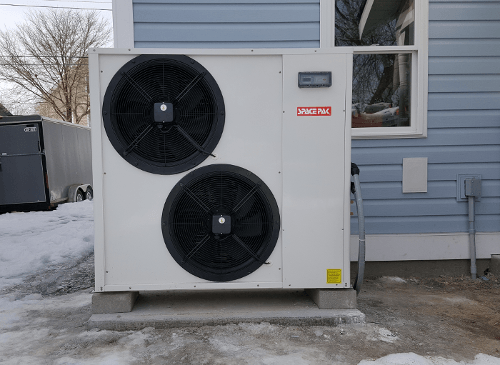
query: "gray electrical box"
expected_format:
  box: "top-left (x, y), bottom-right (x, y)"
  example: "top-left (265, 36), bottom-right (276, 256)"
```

top-left (465, 178), bottom-right (481, 198)
top-left (298, 72), bottom-right (332, 88)
top-left (457, 174), bottom-right (481, 201)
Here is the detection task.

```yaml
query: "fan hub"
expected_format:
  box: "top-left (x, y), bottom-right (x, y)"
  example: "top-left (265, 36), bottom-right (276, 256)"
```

top-left (154, 102), bottom-right (174, 123)
top-left (212, 214), bottom-right (231, 235)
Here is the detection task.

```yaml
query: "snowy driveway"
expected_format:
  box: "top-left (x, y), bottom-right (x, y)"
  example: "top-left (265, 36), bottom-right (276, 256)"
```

top-left (1, 202), bottom-right (499, 364)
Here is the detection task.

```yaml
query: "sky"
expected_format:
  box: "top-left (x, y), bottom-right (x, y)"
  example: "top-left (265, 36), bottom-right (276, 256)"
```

top-left (0, 0), bottom-right (113, 31)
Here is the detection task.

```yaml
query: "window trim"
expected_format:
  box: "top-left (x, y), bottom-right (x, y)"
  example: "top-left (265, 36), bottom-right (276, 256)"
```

top-left (322, 0), bottom-right (429, 139)
top-left (112, 0), bottom-right (134, 49)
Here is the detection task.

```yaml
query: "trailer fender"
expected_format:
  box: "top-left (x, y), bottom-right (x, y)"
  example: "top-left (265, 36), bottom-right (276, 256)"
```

top-left (68, 184), bottom-right (93, 202)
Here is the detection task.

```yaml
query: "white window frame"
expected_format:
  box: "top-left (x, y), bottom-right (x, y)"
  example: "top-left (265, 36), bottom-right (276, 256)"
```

top-left (321, 0), bottom-right (429, 139)
top-left (112, 0), bottom-right (134, 49)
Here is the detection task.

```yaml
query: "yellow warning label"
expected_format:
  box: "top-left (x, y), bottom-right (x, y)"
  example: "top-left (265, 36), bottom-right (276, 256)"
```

top-left (327, 269), bottom-right (342, 284)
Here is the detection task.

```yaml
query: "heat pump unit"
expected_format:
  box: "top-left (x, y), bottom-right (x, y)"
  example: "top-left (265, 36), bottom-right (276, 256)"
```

top-left (89, 49), bottom-right (353, 292)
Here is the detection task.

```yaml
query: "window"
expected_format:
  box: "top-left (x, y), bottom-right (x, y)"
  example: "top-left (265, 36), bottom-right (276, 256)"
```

top-left (333, 0), bottom-right (428, 139)
top-left (352, 53), bottom-right (412, 128)
top-left (335, 0), bottom-right (415, 47)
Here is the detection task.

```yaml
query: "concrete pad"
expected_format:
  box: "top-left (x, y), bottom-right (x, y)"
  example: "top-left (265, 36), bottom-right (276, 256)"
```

top-left (87, 289), bottom-right (365, 331)
top-left (305, 288), bottom-right (357, 309)
top-left (92, 291), bottom-right (139, 314)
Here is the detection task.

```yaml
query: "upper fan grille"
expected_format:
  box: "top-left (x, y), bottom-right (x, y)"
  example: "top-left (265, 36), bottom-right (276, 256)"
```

top-left (162, 164), bottom-right (280, 282)
top-left (102, 55), bottom-right (225, 175)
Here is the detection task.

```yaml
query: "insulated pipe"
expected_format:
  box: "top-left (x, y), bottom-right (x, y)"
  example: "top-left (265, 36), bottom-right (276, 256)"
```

top-left (468, 196), bottom-right (477, 280)
top-left (351, 163), bottom-right (365, 295)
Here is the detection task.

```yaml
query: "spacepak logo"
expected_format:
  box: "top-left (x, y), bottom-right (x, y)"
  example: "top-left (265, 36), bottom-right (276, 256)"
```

top-left (297, 107), bottom-right (332, 116)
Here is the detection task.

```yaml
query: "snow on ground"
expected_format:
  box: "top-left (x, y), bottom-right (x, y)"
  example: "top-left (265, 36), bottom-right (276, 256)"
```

top-left (0, 201), bottom-right (94, 289)
top-left (379, 276), bottom-right (407, 284)
top-left (359, 353), bottom-right (500, 365)
top-left (1, 203), bottom-right (499, 364)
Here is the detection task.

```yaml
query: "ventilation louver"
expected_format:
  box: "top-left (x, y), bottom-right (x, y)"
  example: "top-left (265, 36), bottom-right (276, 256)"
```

top-left (102, 54), bottom-right (225, 174)
top-left (162, 164), bottom-right (280, 282)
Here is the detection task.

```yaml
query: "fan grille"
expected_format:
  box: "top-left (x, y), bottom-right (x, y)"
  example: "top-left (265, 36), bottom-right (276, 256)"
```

top-left (162, 165), bottom-right (280, 282)
top-left (102, 55), bottom-right (225, 174)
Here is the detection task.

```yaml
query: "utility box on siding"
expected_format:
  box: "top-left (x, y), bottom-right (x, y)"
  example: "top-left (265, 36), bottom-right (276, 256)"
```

top-left (0, 115), bottom-right (93, 212)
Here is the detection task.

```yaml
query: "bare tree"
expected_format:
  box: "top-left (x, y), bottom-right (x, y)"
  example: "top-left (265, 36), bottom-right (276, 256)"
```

top-left (335, 0), bottom-right (396, 47)
top-left (0, 85), bottom-right (37, 115)
top-left (0, 9), bottom-right (111, 124)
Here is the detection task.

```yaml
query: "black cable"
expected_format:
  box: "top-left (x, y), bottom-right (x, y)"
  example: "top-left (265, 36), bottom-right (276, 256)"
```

top-left (41, 0), bottom-right (111, 3)
top-left (0, 56), bottom-right (89, 58)
top-left (0, 64), bottom-right (87, 65)
top-left (0, 3), bottom-right (111, 10)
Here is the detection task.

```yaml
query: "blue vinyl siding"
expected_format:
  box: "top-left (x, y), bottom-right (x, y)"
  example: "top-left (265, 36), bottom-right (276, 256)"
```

top-left (351, 0), bottom-right (500, 235)
top-left (429, 58), bottom-right (500, 75)
top-left (132, 0), bottom-right (320, 48)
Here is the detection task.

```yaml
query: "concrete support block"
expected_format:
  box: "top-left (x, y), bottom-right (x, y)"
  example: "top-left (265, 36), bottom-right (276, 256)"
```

top-left (92, 291), bottom-right (139, 314)
top-left (305, 288), bottom-right (356, 309)
top-left (491, 254), bottom-right (500, 276)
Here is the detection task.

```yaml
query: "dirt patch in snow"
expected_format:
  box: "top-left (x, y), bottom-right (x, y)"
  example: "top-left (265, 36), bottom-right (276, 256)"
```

top-left (358, 274), bottom-right (500, 360)
top-left (1, 252), bottom-right (94, 298)
top-left (1, 256), bottom-right (500, 364)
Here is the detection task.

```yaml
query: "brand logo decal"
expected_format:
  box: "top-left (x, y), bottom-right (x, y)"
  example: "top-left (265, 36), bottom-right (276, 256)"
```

top-left (219, 217), bottom-right (226, 224)
top-left (24, 127), bottom-right (37, 132)
top-left (297, 107), bottom-right (332, 116)
top-left (160, 104), bottom-right (167, 112)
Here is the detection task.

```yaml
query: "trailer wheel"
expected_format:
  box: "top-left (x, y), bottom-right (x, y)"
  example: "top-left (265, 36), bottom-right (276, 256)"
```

top-left (76, 189), bottom-right (84, 202)
top-left (85, 187), bottom-right (93, 201)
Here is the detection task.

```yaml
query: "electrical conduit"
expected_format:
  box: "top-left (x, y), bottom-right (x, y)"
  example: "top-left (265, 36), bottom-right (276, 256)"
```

top-left (468, 196), bottom-right (477, 280)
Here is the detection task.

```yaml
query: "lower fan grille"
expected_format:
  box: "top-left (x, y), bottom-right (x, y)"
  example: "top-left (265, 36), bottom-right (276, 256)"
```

top-left (162, 164), bottom-right (280, 282)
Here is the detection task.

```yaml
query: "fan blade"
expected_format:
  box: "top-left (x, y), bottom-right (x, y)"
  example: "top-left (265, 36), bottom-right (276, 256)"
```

top-left (114, 111), bottom-right (148, 129)
top-left (213, 241), bottom-right (230, 266)
top-left (116, 116), bottom-right (149, 144)
top-left (121, 71), bottom-right (153, 102)
top-left (181, 234), bottom-right (210, 264)
top-left (173, 72), bottom-right (206, 104)
top-left (176, 114), bottom-right (215, 136)
top-left (231, 234), bottom-right (266, 264)
top-left (171, 205), bottom-right (208, 241)
top-left (112, 112), bottom-right (145, 118)
top-left (176, 125), bottom-right (215, 157)
top-left (113, 96), bottom-right (150, 112)
top-left (123, 124), bottom-right (154, 156)
top-left (172, 226), bottom-right (207, 249)
top-left (232, 189), bottom-right (257, 220)
top-left (232, 184), bottom-right (260, 214)
top-left (152, 127), bottom-right (190, 164)
top-left (148, 66), bottom-right (170, 101)
top-left (234, 212), bottom-right (264, 238)
top-left (180, 183), bottom-right (211, 213)
top-left (177, 89), bottom-right (205, 116)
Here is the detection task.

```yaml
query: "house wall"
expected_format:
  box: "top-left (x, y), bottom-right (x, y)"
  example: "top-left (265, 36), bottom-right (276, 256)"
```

top-left (132, 0), bottom-right (321, 48)
top-left (117, 0), bottom-right (500, 262)
top-left (351, 0), bottom-right (500, 237)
